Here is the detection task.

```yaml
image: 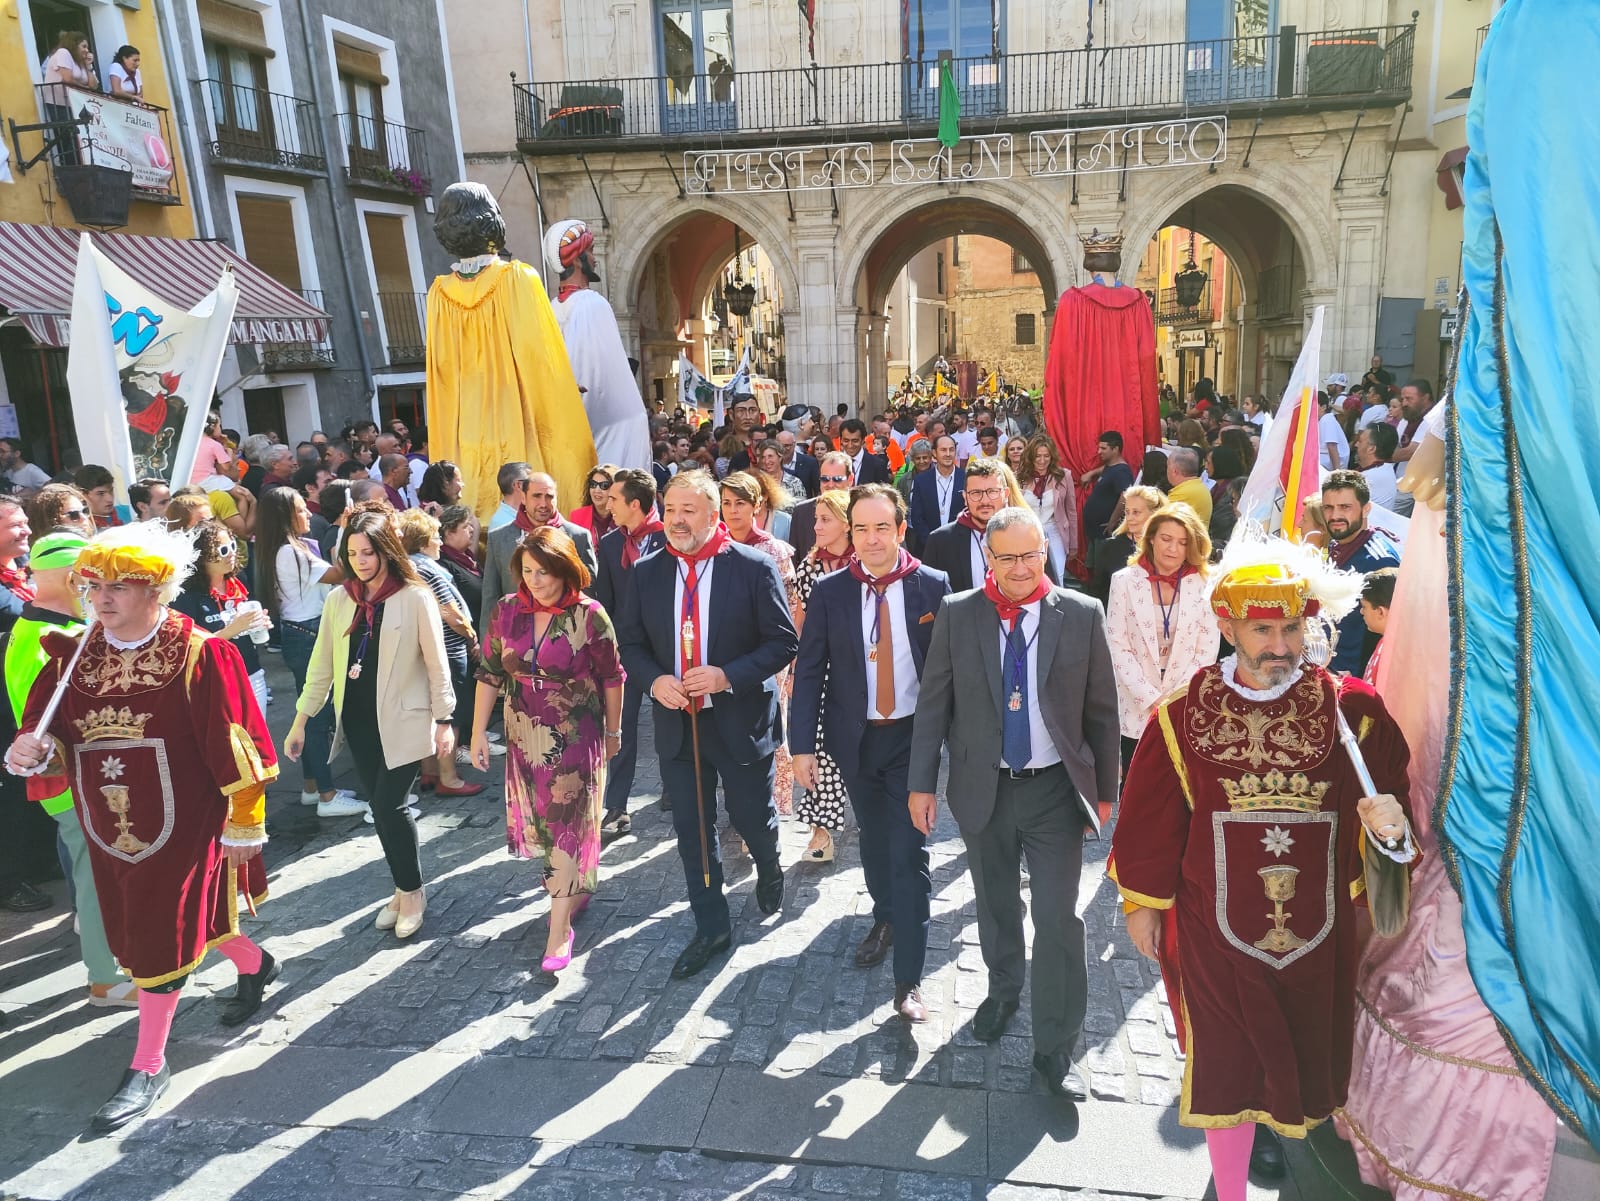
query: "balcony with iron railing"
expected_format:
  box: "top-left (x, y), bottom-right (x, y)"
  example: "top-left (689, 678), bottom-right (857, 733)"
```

top-left (18, 84), bottom-right (182, 226)
top-left (337, 114), bottom-right (432, 197)
top-left (515, 23), bottom-right (1415, 154)
top-left (377, 291), bottom-right (426, 365)
top-left (259, 289), bottom-right (336, 370)
top-left (1155, 283), bottom-right (1213, 327)
top-left (196, 79), bottom-right (325, 174)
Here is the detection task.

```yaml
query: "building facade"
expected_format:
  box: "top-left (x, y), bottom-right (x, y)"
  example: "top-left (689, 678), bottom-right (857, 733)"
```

top-left (447, 0), bottom-right (1473, 418)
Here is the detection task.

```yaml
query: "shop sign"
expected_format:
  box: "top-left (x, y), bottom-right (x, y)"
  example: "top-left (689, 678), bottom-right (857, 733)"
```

top-left (888, 133), bottom-right (1013, 184)
top-left (684, 144), bottom-right (875, 194)
top-left (1028, 116), bottom-right (1227, 179)
top-left (1176, 328), bottom-right (1209, 349)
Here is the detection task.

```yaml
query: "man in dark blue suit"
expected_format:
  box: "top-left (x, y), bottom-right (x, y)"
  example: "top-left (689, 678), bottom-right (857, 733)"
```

top-left (593, 468), bottom-right (666, 836)
top-left (907, 434), bottom-right (965, 553)
top-left (792, 484), bottom-right (950, 1023)
top-left (618, 470), bottom-right (799, 979)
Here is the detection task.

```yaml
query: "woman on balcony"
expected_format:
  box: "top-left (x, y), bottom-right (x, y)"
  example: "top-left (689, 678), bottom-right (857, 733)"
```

top-left (107, 46), bottom-right (142, 100)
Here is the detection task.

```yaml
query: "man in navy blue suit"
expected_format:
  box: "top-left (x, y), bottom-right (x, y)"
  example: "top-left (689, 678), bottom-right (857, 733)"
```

top-left (792, 484), bottom-right (950, 1023)
top-left (618, 470), bottom-right (799, 979)
top-left (593, 468), bottom-right (666, 836)
top-left (907, 434), bottom-right (965, 552)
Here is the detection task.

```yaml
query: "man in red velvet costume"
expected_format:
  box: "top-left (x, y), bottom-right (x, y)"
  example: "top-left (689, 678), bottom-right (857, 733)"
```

top-left (1042, 231), bottom-right (1160, 574)
top-left (1110, 538), bottom-right (1415, 1201)
top-left (6, 523), bottom-right (280, 1134)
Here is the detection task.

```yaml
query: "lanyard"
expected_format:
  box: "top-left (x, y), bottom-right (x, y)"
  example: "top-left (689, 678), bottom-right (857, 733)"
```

top-left (529, 610), bottom-right (560, 680)
top-left (1004, 613), bottom-right (1041, 695)
top-left (863, 581), bottom-right (891, 646)
top-left (1154, 578), bottom-right (1181, 641)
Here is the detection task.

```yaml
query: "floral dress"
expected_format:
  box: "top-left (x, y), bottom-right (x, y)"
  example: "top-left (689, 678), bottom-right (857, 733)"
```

top-left (792, 554), bottom-right (849, 831)
top-left (477, 596), bottom-right (624, 897)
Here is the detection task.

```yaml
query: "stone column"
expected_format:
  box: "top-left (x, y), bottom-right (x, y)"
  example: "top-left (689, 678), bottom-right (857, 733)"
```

top-left (1330, 196), bottom-right (1387, 375)
top-left (864, 312), bottom-right (887, 413)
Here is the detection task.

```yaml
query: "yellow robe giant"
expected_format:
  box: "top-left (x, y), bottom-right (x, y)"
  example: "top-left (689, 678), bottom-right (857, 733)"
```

top-left (425, 260), bottom-right (596, 524)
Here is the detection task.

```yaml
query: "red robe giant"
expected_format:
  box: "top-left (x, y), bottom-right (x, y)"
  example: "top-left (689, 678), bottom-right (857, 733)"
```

top-left (1110, 663), bottom-right (1413, 1136)
top-left (24, 611), bottom-right (277, 988)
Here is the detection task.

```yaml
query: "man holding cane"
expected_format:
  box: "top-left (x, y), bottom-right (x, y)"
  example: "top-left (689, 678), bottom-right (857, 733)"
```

top-left (5, 524), bottom-right (281, 1133)
top-left (617, 471), bottom-right (798, 979)
top-left (1111, 539), bottom-right (1415, 1201)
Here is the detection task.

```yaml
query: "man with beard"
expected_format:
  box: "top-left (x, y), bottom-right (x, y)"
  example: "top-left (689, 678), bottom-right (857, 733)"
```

top-left (481, 471), bottom-right (595, 630)
top-left (1390, 378), bottom-right (1436, 464)
top-left (617, 471), bottom-right (797, 979)
top-left (1111, 536), bottom-right (1415, 1201)
top-left (1320, 471), bottom-right (1400, 675)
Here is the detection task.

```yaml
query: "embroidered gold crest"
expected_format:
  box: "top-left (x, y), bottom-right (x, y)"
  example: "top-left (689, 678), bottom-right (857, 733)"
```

top-left (1185, 668), bottom-right (1335, 771)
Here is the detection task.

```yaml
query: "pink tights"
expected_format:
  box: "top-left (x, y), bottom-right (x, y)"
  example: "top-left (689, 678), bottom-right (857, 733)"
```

top-left (215, 934), bottom-right (263, 976)
top-left (1204, 1122), bottom-right (1256, 1201)
top-left (128, 936), bottom-right (264, 1075)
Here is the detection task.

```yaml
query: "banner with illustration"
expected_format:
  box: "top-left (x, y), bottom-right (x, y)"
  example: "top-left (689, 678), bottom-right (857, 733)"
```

top-left (66, 233), bottom-right (238, 503)
top-left (60, 85), bottom-right (176, 197)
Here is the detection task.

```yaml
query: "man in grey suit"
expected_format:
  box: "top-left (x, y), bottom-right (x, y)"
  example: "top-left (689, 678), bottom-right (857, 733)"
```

top-left (909, 506), bottom-right (1120, 1104)
top-left (480, 469), bottom-right (596, 629)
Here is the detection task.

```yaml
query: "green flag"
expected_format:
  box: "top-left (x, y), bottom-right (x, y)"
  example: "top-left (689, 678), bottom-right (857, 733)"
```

top-left (937, 57), bottom-right (960, 148)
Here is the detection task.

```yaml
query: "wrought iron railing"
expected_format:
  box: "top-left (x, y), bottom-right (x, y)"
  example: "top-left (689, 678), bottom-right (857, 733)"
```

top-left (376, 291), bottom-right (426, 364)
top-left (1155, 283), bottom-right (1213, 327)
top-left (337, 113), bottom-right (432, 196)
top-left (197, 79), bottom-right (325, 172)
top-left (515, 24), bottom-right (1415, 150)
top-left (31, 83), bottom-right (181, 204)
top-left (260, 289), bottom-right (336, 370)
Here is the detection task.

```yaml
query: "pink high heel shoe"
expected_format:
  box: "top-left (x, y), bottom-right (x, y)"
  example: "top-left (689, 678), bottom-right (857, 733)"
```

top-left (541, 929), bottom-right (575, 973)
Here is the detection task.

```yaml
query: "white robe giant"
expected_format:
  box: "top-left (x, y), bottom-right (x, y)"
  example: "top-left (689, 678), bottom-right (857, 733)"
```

top-left (551, 288), bottom-right (651, 471)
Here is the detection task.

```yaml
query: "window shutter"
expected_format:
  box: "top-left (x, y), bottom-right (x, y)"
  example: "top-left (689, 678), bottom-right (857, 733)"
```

top-left (334, 41), bottom-right (389, 86)
top-left (196, 0), bottom-right (275, 57)
top-left (234, 196), bottom-right (303, 292)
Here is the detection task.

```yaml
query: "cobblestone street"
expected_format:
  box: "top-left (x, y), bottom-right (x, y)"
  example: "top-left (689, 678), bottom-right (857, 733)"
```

top-left (0, 657), bottom-right (1374, 1201)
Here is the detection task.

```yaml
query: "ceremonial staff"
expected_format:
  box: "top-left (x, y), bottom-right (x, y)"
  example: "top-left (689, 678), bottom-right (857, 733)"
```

top-left (5, 596), bottom-right (96, 778)
top-left (681, 616), bottom-right (711, 887)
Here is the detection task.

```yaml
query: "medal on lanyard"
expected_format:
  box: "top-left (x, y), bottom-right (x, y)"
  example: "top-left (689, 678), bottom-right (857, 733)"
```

top-left (1008, 688), bottom-right (1022, 712)
top-left (681, 616), bottom-right (696, 667)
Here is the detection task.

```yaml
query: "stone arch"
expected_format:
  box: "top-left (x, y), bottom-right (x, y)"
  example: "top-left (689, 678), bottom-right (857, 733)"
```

top-left (1121, 162), bottom-right (1340, 296)
top-left (835, 177), bottom-right (1078, 314)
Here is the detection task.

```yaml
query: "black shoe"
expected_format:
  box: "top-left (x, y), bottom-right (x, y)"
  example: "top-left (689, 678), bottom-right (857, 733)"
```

top-left (219, 950), bottom-right (280, 1027)
top-left (755, 862), bottom-right (784, 915)
top-left (91, 1064), bottom-right (171, 1133)
top-left (671, 931), bottom-right (732, 979)
top-left (1249, 1124), bottom-right (1286, 1181)
top-left (854, 921), bottom-right (893, 967)
top-left (0, 881), bottom-right (52, 912)
top-left (1032, 1051), bottom-right (1088, 1101)
top-left (600, 810), bottom-right (631, 839)
top-left (973, 996), bottom-right (1019, 1043)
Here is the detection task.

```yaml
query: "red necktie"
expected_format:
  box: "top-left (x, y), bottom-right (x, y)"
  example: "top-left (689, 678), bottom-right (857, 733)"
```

top-left (680, 560), bottom-right (703, 712)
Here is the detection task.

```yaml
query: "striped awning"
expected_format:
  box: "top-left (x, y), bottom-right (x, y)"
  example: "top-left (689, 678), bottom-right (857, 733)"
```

top-left (0, 222), bottom-right (332, 347)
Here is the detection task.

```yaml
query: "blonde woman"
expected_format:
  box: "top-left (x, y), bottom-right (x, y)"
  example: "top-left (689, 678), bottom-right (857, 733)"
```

top-left (1105, 503), bottom-right (1217, 774)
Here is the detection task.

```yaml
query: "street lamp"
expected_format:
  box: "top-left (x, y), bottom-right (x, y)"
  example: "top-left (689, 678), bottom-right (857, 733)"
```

top-left (1174, 220), bottom-right (1208, 310)
top-left (723, 228), bottom-right (758, 319)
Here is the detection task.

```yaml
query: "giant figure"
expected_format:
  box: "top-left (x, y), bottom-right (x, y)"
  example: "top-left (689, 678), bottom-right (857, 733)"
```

top-left (425, 183), bottom-right (596, 525)
top-left (1041, 231), bottom-right (1160, 573)
top-left (544, 219), bottom-right (652, 471)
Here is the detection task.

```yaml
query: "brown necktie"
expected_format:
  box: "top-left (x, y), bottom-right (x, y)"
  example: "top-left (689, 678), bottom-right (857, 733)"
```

top-left (875, 591), bottom-right (895, 719)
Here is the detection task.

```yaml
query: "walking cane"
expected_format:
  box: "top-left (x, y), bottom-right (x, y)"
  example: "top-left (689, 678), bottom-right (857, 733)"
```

top-left (681, 619), bottom-right (711, 887)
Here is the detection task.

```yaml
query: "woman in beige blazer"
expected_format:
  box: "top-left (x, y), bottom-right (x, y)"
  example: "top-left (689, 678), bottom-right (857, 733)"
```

top-left (1106, 502), bottom-right (1218, 774)
top-left (285, 504), bottom-right (456, 938)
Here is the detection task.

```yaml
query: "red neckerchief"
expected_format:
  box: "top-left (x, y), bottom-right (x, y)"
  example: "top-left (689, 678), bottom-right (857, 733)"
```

top-left (733, 524), bottom-right (772, 549)
top-left (956, 510), bottom-right (986, 535)
top-left (1329, 528), bottom-right (1375, 569)
top-left (812, 544), bottom-right (855, 573)
top-left (1139, 557), bottom-right (1196, 589)
top-left (343, 572), bottom-right (403, 634)
top-left (848, 548), bottom-right (920, 594)
top-left (519, 585), bottom-right (579, 615)
top-left (0, 562), bottom-right (35, 603)
top-left (440, 543), bottom-right (479, 576)
top-left (1030, 472), bottom-right (1049, 499)
top-left (210, 576), bottom-right (250, 608)
top-left (983, 571), bottom-right (1050, 628)
top-left (514, 507), bottom-right (564, 536)
top-left (621, 515), bottom-right (665, 568)
top-left (383, 485), bottom-right (407, 511)
top-left (590, 509), bottom-right (616, 541)
top-left (667, 523), bottom-right (731, 567)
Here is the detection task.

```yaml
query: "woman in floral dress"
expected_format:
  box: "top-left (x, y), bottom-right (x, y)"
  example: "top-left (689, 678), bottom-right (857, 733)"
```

top-left (470, 527), bottom-right (623, 972)
top-left (790, 489), bottom-right (854, 863)
top-left (720, 472), bottom-right (798, 820)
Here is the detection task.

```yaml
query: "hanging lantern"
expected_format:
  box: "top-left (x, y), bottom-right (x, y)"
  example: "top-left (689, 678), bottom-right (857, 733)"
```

top-left (725, 227), bottom-right (758, 318)
top-left (1173, 227), bottom-right (1208, 309)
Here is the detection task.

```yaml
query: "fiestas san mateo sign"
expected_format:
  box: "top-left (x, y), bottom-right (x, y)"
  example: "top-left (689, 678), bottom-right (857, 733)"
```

top-left (1029, 116), bottom-right (1227, 178)
top-left (61, 86), bottom-right (176, 196)
top-left (684, 144), bottom-right (875, 194)
top-left (888, 133), bottom-right (1013, 185)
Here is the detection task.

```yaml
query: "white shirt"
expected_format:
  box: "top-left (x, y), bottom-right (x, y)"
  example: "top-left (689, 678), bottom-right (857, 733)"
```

top-left (108, 62), bottom-right (141, 95)
top-left (933, 467), bottom-right (958, 520)
top-left (996, 600), bottom-right (1061, 769)
top-left (849, 449), bottom-right (865, 483)
top-left (1361, 462), bottom-right (1399, 509)
top-left (966, 525), bottom-right (986, 591)
top-left (4, 462), bottom-right (50, 491)
top-left (1319, 411), bottom-right (1350, 472)
top-left (670, 554), bottom-right (717, 708)
top-left (1356, 404), bottom-right (1389, 432)
top-left (860, 578), bottom-right (919, 720)
top-left (954, 429), bottom-right (980, 462)
top-left (275, 542), bottom-right (334, 623)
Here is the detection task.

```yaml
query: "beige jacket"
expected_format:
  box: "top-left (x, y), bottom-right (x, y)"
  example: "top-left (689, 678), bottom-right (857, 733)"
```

top-left (297, 583), bottom-right (455, 769)
top-left (1105, 565), bottom-right (1219, 739)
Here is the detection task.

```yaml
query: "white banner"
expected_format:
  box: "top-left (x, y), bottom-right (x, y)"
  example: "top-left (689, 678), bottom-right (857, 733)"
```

top-left (67, 234), bottom-right (238, 503)
top-left (61, 86), bottom-right (176, 196)
top-left (678, 352), bottom-right (717, 422)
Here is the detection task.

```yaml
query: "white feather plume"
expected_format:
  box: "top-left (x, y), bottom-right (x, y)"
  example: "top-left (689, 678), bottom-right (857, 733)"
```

top-left (1209, 521), bottom-right (1364, 623)
top-left (81, 522), bottom-right (201, 605)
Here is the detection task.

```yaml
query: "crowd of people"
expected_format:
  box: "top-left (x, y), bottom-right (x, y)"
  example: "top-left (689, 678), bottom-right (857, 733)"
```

top-left (0, 375), bottom-right (1433, 1188)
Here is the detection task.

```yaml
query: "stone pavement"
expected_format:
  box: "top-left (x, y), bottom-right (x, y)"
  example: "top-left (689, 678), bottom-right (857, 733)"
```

top-left (0, 653), bottom-right (1382, 1201)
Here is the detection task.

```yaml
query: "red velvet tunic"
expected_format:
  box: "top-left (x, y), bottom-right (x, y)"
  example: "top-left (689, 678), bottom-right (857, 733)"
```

top-left (1110, 663), bottom-right (1412, 1136)
top-left (24, 611), bottom-right (277, 988)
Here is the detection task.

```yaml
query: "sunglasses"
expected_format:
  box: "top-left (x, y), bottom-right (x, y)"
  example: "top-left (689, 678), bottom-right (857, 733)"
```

top-left (589, 477), bottom-right (612, 489)
top-left (212, 541), bottom-right (236, 558)
top-left (820, 474), bottom-right (851, 484)
top-left (62, 508), bottom-right (88, 519)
